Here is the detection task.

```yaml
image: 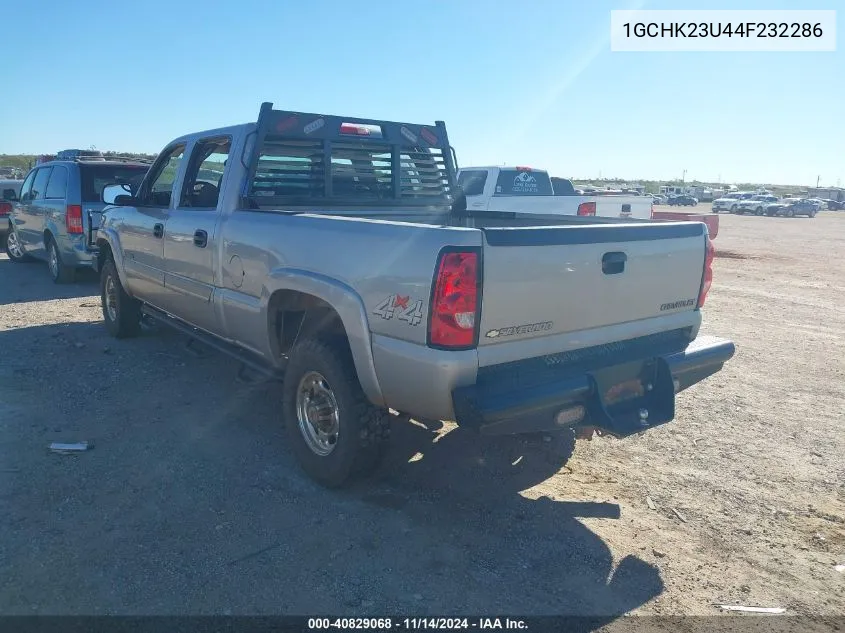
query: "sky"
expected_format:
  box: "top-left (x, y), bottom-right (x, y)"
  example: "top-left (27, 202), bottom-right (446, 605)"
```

top-left (0, 0), bottom-right (842, 187)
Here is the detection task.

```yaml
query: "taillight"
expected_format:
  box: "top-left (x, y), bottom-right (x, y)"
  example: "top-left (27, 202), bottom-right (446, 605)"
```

top-left (650, 203), bottom-right (655, 219)
top-left (428, 249), bottom-right (480, 349)
top-left (698, 237), bottom-right (715, 308)
top-left (66, 205), bottom-right (83, 234)
top-left (577, 202), bottom-right (596, 216)
top-left (0, 201), bottom-right (11, 217)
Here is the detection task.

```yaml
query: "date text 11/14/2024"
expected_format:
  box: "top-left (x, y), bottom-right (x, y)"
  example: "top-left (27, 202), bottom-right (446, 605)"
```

top-left (308, 617), bottom-right (528, 630)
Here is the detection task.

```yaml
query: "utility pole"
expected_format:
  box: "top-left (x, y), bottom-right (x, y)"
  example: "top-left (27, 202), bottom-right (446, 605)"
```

top-left (816, 175), bottom-right (820, 189)
top-left (682, 169), bottom-right (687, 183)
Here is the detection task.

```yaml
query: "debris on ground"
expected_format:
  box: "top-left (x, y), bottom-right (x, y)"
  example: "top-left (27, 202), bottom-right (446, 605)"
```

top-left (716, 605), bottom-right (786, 614)
top-left (48, 442), bottom-right (90, 454)
top-left (652, 549), bottom-right (666, 558)
top-left (835, 564), bottom-right (845, 573)
top-left (646, 496), bottom-right (657, 510)
top-left (73, 342), bottom-right (85, 349)
top-left (671, 507), bottom-right (688, 523)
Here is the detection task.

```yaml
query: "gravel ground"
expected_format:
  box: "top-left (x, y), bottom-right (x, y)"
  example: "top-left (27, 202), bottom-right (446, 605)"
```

top-left (1, 210), bottom-right (843, 624)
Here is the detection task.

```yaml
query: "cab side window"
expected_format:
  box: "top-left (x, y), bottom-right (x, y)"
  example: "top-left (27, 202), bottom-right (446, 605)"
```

top-left (180, 137), bottom-right (231, 208)
top-left (142, 145), bottom-right (185, 207)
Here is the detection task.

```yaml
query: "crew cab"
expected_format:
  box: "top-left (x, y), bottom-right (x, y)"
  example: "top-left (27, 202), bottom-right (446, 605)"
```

top-left (95, 103), bottom-right (734, 487)
top-left (735, 194), bottom-right (779, 215)
top-left (456, 166), bottom-right (653, 220)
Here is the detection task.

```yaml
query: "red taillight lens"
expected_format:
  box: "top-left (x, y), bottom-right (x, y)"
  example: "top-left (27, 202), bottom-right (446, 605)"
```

top-left (0, 201), bottom-right (11, 217)
top-left (577, 202), bottom-right (596, 216)
top-left (66, 205), bottom-right (83, 234)
top-left (698, 237), bottom-right (715, 308)
top-left (429, 250), bottom-right (480, 349)
top-left (650, 203), bottom-right (655, 219)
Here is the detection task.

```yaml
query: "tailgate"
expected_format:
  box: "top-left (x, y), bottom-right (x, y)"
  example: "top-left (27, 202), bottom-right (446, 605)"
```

top-left (478, 222), bottom-right (707, 345)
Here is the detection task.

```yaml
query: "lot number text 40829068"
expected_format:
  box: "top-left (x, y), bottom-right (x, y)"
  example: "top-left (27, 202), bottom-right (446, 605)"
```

top-left (307, 617), bottom-right (528, 630)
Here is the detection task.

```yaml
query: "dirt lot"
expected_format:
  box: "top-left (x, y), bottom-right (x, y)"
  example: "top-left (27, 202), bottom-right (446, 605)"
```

top-left (1, 210), bottom-right (843, 624)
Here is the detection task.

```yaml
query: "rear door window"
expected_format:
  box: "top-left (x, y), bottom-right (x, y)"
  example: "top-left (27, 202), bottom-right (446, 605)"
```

top-left (457, 170), bottom-right (488, 196)
top-left (494, 169), bottom-right (554, 196)
top-left (45, 165), bottom-right (69, 200)
top-left (80, 164), bottom-right (149, 203)
top-left (31, 168), bottom-right (52, 200)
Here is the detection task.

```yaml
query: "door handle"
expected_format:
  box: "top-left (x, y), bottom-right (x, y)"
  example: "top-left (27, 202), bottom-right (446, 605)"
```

top-left (602, 251), bottom-right (627, 275)
top-left (193, 229), bottom-right (208, 248)
top-left (153, 223), bottom-right (164, 238)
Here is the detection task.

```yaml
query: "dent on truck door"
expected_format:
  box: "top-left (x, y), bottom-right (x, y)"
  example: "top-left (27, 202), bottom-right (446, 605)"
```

top-left (160, 136), bottom-right (228, 335)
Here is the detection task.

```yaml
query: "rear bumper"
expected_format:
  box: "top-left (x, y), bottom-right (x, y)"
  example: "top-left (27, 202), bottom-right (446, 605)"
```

top-left (452, 335), bottom-right (735, 437)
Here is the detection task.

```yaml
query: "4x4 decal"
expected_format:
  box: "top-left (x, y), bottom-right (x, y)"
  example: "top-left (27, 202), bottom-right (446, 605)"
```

top-left (373, 294), bottom-right (423, 326)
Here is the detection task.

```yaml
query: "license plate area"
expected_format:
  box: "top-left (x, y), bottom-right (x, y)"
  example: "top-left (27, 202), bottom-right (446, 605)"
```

top-left (586, 358), bottom-right (675, 437)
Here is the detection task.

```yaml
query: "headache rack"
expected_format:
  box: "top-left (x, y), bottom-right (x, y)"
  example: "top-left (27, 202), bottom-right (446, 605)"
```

top-left (241, 102), bottom-right (459, 208)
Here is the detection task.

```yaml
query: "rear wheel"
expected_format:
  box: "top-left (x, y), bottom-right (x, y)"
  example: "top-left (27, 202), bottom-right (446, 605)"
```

top-left (47, 237), bottom-right (76, 284)
top-left (786, 208), bottom-right (795, 218)
top-left (101, 259), bottom-right (141, 338)
top-left (756, 207), bottom-right (765, 216)
top-left (730, 205), bottom-right (737, 214)
top-left (283, 338), bottom-right (390, 487)
top-left (5, 227), bottom-right (34, 263)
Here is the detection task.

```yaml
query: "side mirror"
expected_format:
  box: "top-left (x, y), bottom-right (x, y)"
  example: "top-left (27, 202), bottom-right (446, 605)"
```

top-left (2, 188), bottom-right (17, 201)
top-left (103, 183), bottom-right (135, 205)
top-left (451, 188), bottom-right (467, 215)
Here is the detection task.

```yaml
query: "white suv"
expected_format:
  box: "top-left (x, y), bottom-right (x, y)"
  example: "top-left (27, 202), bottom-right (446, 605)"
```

top-left (712, 192), bottom-right (754, 213)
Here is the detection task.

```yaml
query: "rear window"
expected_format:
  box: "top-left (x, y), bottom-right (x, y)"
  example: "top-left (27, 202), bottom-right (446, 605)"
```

top-left (494, 169), bottom-right (554, 196)
top-left (251, 137), bottom-right (451, 204)
top-left (80, 164), bottom-right (148, 203)
top-left (457, 170), bottom-right (487, 196)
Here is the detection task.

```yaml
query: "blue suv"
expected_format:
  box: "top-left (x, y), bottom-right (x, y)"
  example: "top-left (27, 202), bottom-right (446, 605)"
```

top-left (6, 158), bottom-right (149, 282)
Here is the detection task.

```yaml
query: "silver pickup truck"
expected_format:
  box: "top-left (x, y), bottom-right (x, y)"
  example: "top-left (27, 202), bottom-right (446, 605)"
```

top-left (95, 103), bottom-right (734, 487)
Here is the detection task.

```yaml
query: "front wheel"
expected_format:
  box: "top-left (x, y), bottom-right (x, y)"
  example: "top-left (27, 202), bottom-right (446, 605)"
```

top-left (101, 259), bottom-right (141, 338)
top-left (47, 237), bottom-right (76, 284)
top-left (730, 205), bottom-right (737, 214)
top-left (283, 338), bottom-right (390, 487)
top-left (756, 207), bottom-right (765, 216)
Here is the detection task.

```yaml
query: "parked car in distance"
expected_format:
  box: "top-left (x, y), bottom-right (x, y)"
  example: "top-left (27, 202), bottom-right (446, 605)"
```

top-left (712, 192), bottom-right (754, 213)
top-left (93, 102), bottom-right (734, 487)
top-left (826, 199), bottom-right (844, 211)
top-left (5, 157), bottom-right (150, 282)
top-left (667, 194), bottom-right (698, 207)
top-left (457, 166), bottom-right (653, 219)
top-left (766, 198), bottom-right (819, 218)
top-left (735, 194), bottom-right (778, 215)
top-left (806, 197), bottom-right (827, 210)
top-left (651, 194), bottom-right (668, 204)
top-left (0, 179), bottom-right (25, 249)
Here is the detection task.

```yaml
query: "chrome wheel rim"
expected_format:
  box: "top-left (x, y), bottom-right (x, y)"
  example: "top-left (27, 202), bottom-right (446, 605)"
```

top-left (6, 230), bottom-right (23, 259)
top-left (296, 371), bottom-right (340, 456)
top-left (48, 243), bottom-right (59, 278)
top-left (105, 276), bottom-right (118, 322)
